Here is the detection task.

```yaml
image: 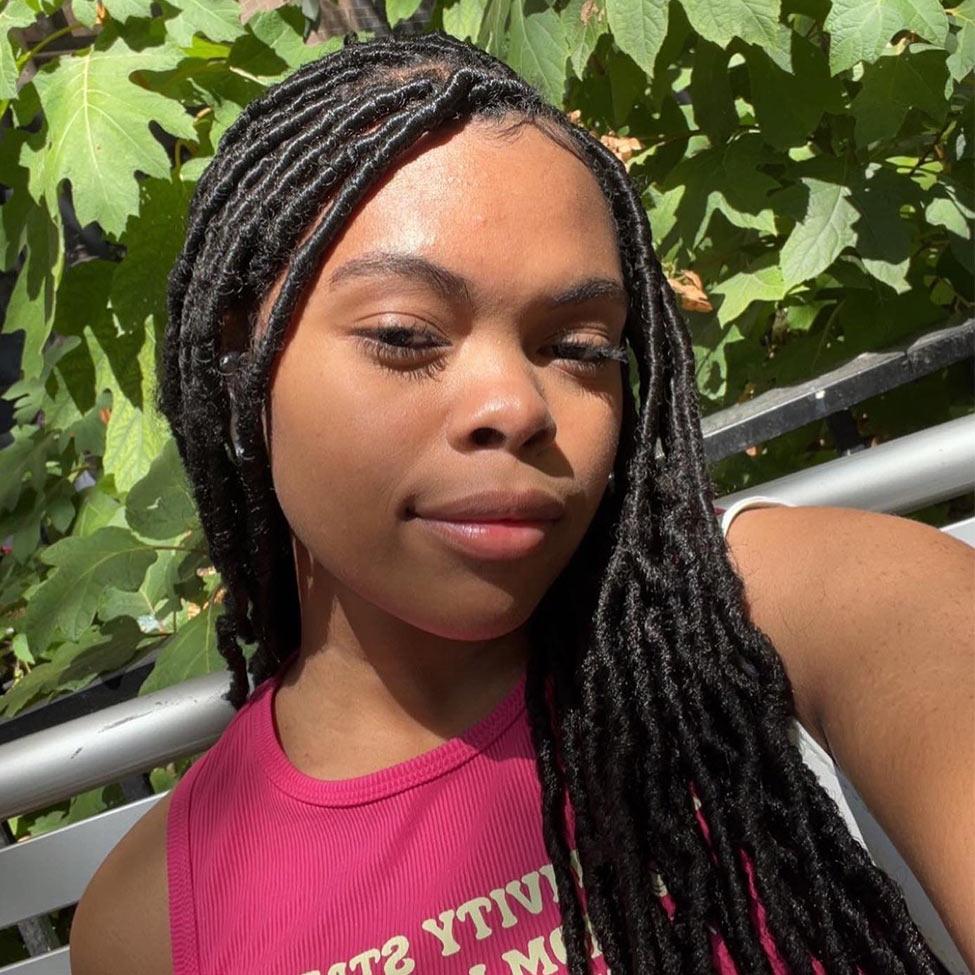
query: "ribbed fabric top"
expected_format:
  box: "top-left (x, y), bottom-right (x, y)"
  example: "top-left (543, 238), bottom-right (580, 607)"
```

top-left (166, 499), bottom-right (821, 975)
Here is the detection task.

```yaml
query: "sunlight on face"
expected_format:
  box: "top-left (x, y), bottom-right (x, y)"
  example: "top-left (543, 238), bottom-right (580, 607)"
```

top-left (263, 117), bottom-right (627, 641)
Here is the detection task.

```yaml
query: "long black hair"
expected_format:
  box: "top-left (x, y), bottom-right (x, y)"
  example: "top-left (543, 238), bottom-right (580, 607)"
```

top-left (158, 28), bottom-right (948, 975)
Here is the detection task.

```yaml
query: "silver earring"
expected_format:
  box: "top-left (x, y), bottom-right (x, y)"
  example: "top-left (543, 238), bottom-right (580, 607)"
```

top-left (219, 352), bottom-right (246, 460)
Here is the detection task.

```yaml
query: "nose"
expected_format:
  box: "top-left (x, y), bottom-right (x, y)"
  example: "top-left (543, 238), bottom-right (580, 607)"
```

top-left (447, 341), bottom-right (557, 456)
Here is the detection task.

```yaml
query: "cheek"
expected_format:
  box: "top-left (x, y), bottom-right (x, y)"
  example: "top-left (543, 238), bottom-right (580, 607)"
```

top-left (562, 375), bottom-right (623, 498)
top-left (265, 342), bottom-right (419, 567)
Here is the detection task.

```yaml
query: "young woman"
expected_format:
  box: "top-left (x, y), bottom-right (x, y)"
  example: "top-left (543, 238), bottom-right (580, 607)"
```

top-left (69, 29), bottom-right (973, 975)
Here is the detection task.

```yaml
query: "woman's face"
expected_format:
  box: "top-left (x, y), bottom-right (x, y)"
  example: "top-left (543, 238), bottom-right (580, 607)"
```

top-left (261, 117), bottom-right (627, 642)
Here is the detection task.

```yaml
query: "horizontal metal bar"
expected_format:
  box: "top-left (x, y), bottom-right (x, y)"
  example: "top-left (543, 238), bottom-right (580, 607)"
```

top-left (0, 674), bottom-right (235, 821)
top-left (0, 947), bottom-right (70, 975)
top-left (701, 318), bottom-right (974, 463)
top-left (0, 645), bottom-right (165, 746)
top-left (0, 793), bottom-right (162, 929)
top-left (715, 414), bottom-right (975, 514)
top-left (942, 515), bottom-right (975, 547)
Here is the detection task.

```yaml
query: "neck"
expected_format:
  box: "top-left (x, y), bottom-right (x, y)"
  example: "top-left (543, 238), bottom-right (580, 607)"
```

top-left (271, 542), bottom-right (531, 780)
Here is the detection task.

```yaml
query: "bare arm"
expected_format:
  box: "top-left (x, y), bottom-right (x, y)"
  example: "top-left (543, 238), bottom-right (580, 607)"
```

top-left (728, 504), bottom-right (975, 970)
top-left (69, 791), bottom-right (173, 975)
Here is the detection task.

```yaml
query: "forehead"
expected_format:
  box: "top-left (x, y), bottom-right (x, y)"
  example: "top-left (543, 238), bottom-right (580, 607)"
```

top-left (317, 118), bottom-right (621, 301)
top-left (250, 118), bottom-right (625, 336)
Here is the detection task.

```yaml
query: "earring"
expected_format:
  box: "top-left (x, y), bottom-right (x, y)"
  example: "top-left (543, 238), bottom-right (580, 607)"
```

top-left (219, 352), bottom-right (246, 460)
top-left (218, 351), bottom-right (242, 376)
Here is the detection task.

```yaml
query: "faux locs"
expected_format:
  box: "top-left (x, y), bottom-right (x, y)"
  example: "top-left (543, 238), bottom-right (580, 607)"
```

top-left (159, 29), bottom-right (946, 975)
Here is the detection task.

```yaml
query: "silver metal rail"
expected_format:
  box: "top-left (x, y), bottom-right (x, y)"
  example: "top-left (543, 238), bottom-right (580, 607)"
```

top-left (0, 672), bottom-right (234, 821)
top-left (717, 413), bottom-right (975, 514)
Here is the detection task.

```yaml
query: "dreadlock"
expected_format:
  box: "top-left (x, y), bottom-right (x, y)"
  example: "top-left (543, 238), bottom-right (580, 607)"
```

top-left (158, 28), bottom-right (950, 975)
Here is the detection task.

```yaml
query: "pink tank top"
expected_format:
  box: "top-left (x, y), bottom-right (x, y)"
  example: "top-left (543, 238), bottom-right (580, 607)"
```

top-left (166, 502), bottom-right (826, 975)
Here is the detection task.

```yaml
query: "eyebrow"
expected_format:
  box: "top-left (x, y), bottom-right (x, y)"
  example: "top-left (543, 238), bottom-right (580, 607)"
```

top-left (327, 250), bottom-right (629, 313)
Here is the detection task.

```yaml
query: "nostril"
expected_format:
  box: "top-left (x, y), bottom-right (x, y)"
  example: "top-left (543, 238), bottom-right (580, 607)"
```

top-left (472, 427), bottom-right (500, 446)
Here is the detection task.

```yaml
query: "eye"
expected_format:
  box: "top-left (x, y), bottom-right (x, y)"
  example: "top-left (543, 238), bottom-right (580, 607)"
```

top-left (354, 323), bottom-right (448, 381)
top-left (353, 323), bottom-right (628, 380)
top-left (548, 339), bottom-right (629, 373)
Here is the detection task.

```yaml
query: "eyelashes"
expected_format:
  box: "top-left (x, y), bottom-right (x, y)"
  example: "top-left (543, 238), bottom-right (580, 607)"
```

top-left (354, 323), bottom-right (628, 381)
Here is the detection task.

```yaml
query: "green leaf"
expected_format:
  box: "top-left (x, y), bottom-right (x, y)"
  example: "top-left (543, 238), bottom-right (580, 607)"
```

top-left (163, 0), bottom-right (246, 47)
top-left (925, 180), bottom-right (975, 239)
top-left (111, 178), bottom-right (189, 333)
top-left (98, 544), bottom-right (186, 632)
top-left (229, 6), bottom-right (341, 81)
top-left (0, 0), bottom-right (36, 100)
top-left (606, 0), bottom-right (668, 78)
top-left (689, 40), bottom-right (738, 142)
top-left (947, 0), bottom-right (975, 82)
top-left (138, 583), bottom-right (228, 695)
top-left (2, 201), bottom-right (63, 378)
top-left (477, 0), bottom-right (512, 57)
top-left (0, 617), bottom-right (150, 717)
top-left (12, 632), bottom-right (34, 665)
top-left (849, 165), bottom-right (918, 293)
top-left (780, 171), bottom-right (858, 287)
top-left (655, 134), bottom-right (779, 252)
top-left (22, 36), bottom-right (196, 237)
top-left (680, 0), bottom-right (790, 68)
top-left (850, 48), bottom-right (949, 146)
top-left (53, 259), bottom-right (114, 339)
top-left (125, 438), bottom-right (197, 540)
top-left (824, 0), bottom-right (949, 75)
top-left (711, 253), bottom-right (789, 324)
top-left (837, 287), bottom-right (944, 357)
top-left (902, 0), bottom-right (952, 47)
top-left (104, 0), bottom-right (155, 19)
top-left (562, 0), bottom-right (608, 78)
top-left (443, 0), bottom-right (489, 43)
top-left (606, 47), bottom-right (646, 127)
top-left (0, 131), bottom-right (32, 270)
top-left (745, 34), bottom-right (844, 149)
top-left (62, 786), bottom-right (111, 827)
top-left (74, 483), bottom-right (124, 537)
top-left (691, 304), bottom-right (762, 401)
top-left (386, 0), bottom-right (424, 27)
top-left (73, 0), bottom-right (154, 25)
top-left (21, 527), bottom-right (158, 653)
top-left (104, 387), bottom-right (171, 494)
top-left (102, 317), bottom-right (169, 492)
top-left (506, 0), bottom-right (569, 107)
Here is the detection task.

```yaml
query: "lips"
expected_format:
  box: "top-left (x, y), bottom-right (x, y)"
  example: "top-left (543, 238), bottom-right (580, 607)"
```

top-left (408, 488), bottom-right (566, 523)
top-left (407, 489), bottom-right (565, 561)
top-left (413, 517), bottom-right (555, 560)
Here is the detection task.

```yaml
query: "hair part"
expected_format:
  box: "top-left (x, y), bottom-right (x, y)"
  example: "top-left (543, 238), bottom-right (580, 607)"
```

top-left (160, 29), bottom-right (948, 975)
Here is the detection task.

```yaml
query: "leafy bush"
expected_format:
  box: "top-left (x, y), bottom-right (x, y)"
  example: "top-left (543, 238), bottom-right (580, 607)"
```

top-left (0, 0), bottom-right (970, 841)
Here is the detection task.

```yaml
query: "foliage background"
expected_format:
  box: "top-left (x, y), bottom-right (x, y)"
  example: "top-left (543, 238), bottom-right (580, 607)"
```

top-left (0, 0), bottom-right (971, 958)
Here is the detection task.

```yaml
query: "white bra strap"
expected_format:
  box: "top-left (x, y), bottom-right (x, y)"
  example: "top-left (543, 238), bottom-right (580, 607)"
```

top-left (718, 495), bottom-right (798, 539)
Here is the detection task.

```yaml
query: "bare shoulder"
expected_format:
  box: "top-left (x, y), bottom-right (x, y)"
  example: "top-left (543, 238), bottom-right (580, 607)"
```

top-left (69, 790), bottom-right (174, 975)
top-left (725, 502), bottom-right (975, 967)
top-left (722, 503), bottom-right (848, 747)
top-left (723, 503), bottom-right (974, 753)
